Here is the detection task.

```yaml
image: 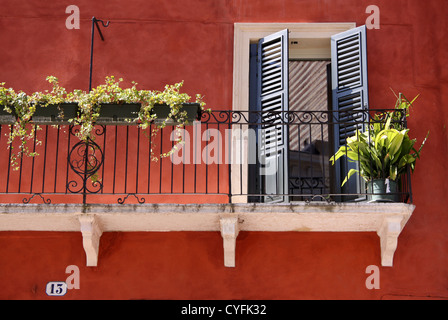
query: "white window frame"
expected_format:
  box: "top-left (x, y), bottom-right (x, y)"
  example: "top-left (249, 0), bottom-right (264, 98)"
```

top-left (231, 23), bottom-right (356, 203)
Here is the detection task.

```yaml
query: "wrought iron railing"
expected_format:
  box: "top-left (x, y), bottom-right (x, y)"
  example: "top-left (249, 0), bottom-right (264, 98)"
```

top-left (0, 109), bottom-right (412, 204)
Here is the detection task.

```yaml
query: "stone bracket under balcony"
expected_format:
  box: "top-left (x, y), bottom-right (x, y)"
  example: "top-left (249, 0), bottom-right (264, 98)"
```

top-left (0, 202), bottom-right (415, 268)
top-left (78, 214), bottom-right (103, 267)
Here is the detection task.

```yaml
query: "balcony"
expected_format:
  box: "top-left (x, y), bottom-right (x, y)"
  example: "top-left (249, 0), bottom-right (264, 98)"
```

top-left (0, 108), bottom-right (414, 204)
top-left (0, 109), bottom-right (416, 267)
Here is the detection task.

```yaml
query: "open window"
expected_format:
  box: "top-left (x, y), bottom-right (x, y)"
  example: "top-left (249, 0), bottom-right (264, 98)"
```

top-left (244, 24), bottom-right (369, 203)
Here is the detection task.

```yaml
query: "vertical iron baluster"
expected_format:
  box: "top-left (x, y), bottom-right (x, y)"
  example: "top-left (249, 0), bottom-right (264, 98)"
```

top-left (18, 133), bottom-right (24, 194)
top-left (298, 123), bottom-right (302, 195)
top-left (41, 125), bottom-right (49, 194)
top-left (6, 125), bottom-right (13, 193)
top-left (136, 126), bottom-right (140, 195)
top-left (309, 122), bottom-right (313, 196)
top-left (54, 125), bottom-right (60, 193)
top-left (239, 123), bottom-right (243, 196)
top-left (159, 129), bottom-right (163, 194)
top-left (125, 126), bottom-right (129, 194)
top-left (228, 113), bottom-right (232, 202)
top-left (402, 109), bottom-right (412, 203)
top-left (193, 122), bottom-right (197, 194)
top-left (113, 125), bottom-right (118, 194)
top-left (0, 125), bottom-right (2, 191)
top-left (182, 127), bottom-right (186, 194)
top-left (217, 122), bottom-right (220, 194)
top-left (65, 125), bottom-right (72, 194)
top-left (147, 125), bottom-right (151, 194)
top-left (320, 119), bottom-right (326, 195)
top-left (205, 122), bottom-right (209, 194)
top-left (101, 125), bottom-right (107, 193)
top-left (170, 126), bottom-right (174, 194)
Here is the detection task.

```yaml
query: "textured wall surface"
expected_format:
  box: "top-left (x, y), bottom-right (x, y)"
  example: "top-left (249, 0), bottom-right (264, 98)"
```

top-left (0, 0), bottom-right (447, 300)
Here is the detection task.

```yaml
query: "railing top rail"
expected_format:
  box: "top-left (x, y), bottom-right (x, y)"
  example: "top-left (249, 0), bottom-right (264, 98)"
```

top-left (200, 108), bottom-right (407, 125)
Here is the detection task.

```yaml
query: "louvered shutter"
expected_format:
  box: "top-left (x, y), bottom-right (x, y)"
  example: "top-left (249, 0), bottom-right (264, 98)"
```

top-left (257, 29), bottom-right (289, 203)
top-left (331, 25), bottom-right (369, 201)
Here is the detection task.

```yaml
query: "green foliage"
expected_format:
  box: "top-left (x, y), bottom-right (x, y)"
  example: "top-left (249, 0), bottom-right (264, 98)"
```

top-left (68, 76), bottom-right (207, 161)
top-left (0, 76), bottom-right (207, 168)
top-left (1, 84), bottom-right (37, 169)
top-left (330, 93), bottom-right (429, 186)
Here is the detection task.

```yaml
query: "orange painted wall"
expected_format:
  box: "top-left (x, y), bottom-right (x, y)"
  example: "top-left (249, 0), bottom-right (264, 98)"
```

top-left (1, 0), bottom-right (447, 300)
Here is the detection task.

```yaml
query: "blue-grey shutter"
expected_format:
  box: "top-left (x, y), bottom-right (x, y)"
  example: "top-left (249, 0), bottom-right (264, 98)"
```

top-left (331, 25), bottom-right (369, 201)
top-left (257, 29), bottom-right (289, 203)
top-left (248, 43), bottom-right (261, 202)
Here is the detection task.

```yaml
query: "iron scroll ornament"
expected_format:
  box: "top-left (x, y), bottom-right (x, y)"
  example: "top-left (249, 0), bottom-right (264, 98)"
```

top-left (67, 133), bottom-right (104, 195)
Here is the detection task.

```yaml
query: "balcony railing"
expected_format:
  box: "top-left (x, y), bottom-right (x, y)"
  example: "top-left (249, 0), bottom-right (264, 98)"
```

top-left (0, 109), bottom-right (412, 205)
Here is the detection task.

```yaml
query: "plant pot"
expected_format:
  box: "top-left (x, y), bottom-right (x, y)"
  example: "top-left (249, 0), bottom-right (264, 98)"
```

top-left (32, 103), bottom-right (78, 125)
top-left (96, 103), bottom-right (141, 125)
top-left (0, 106), bottom-right (15, 124)
top-left (366, 179), bottom-right (400, 202)
top-left (152, 103), bottom-right (201, 125)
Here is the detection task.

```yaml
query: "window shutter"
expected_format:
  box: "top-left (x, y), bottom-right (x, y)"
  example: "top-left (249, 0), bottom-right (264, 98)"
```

top-left (331, 25), bottom-right (369, 201)
top-left (257, 29), bottom-right (289, 203)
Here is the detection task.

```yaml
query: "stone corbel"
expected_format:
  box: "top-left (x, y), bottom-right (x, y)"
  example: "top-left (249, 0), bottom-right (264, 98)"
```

top-left (377, 216), bottom-right (403, 267)
top-left (79, 215), bottom-right (103, 267)
top-left (219, 215), bottom-right (240, 267)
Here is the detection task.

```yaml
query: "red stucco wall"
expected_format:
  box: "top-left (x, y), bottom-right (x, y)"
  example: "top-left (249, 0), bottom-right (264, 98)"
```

top-left (1, 0), bottom-right (447, 300)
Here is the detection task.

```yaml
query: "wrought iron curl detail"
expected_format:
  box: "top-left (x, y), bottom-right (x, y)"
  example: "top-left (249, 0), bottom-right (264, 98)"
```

top-left (117, 193), bottom-right (146, 204)
top-left (200, 110), bottom-right (340, 125)
top-left (22, 193), bottom-right (52, 204)
top-left (67, 138), bottom-right (104, 195)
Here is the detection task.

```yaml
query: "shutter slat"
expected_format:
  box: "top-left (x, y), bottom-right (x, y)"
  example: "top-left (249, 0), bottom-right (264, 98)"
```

top-left (339, 70), bottom-right (362, 82)
top-left (337, 44), bottom-right (360, 57)
top-left (262, 57), bottom-right (282, 67)
top-left (337, 35), bottom-right (359, 47)
top-left (338, 65), bottom-right (361, 76)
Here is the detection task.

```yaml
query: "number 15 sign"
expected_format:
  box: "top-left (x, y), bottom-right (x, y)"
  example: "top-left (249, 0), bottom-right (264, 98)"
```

top-left (45, 265), bottom-right (80, 296)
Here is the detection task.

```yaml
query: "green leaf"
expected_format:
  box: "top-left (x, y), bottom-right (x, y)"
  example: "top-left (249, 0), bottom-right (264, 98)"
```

top-left (389, 165), bottom-right (398, 181)
top-left (388, 129), bottom-right (405, 159)
top-left (329, 146), bottom-right (348, 165)
top-left (341, 168), bottom-right (359, 186)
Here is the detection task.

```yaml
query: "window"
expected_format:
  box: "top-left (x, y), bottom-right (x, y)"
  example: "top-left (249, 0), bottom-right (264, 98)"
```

top-left (232, 23), bottom-right (368, 203)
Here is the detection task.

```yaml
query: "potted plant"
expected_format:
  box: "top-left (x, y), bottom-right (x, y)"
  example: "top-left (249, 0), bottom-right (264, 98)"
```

top-left (31, 76), bottom-right (78, 124)
top-left (137, 81), bottom-right (206, 160)
top-left (152, 103), bottom-right (202, 124)
top-left (0, 105), bottom-right (15, 124)
top-left (330, 93), bottom-right (429, 202)
top-left (66, 76), bottom-right (141, 140)
top-left (0, 82), bottom-right (16, 124)
top-left (1, 76), bottom-right (83, 169)
top-left (89, 76), bottom-right (141, 125)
